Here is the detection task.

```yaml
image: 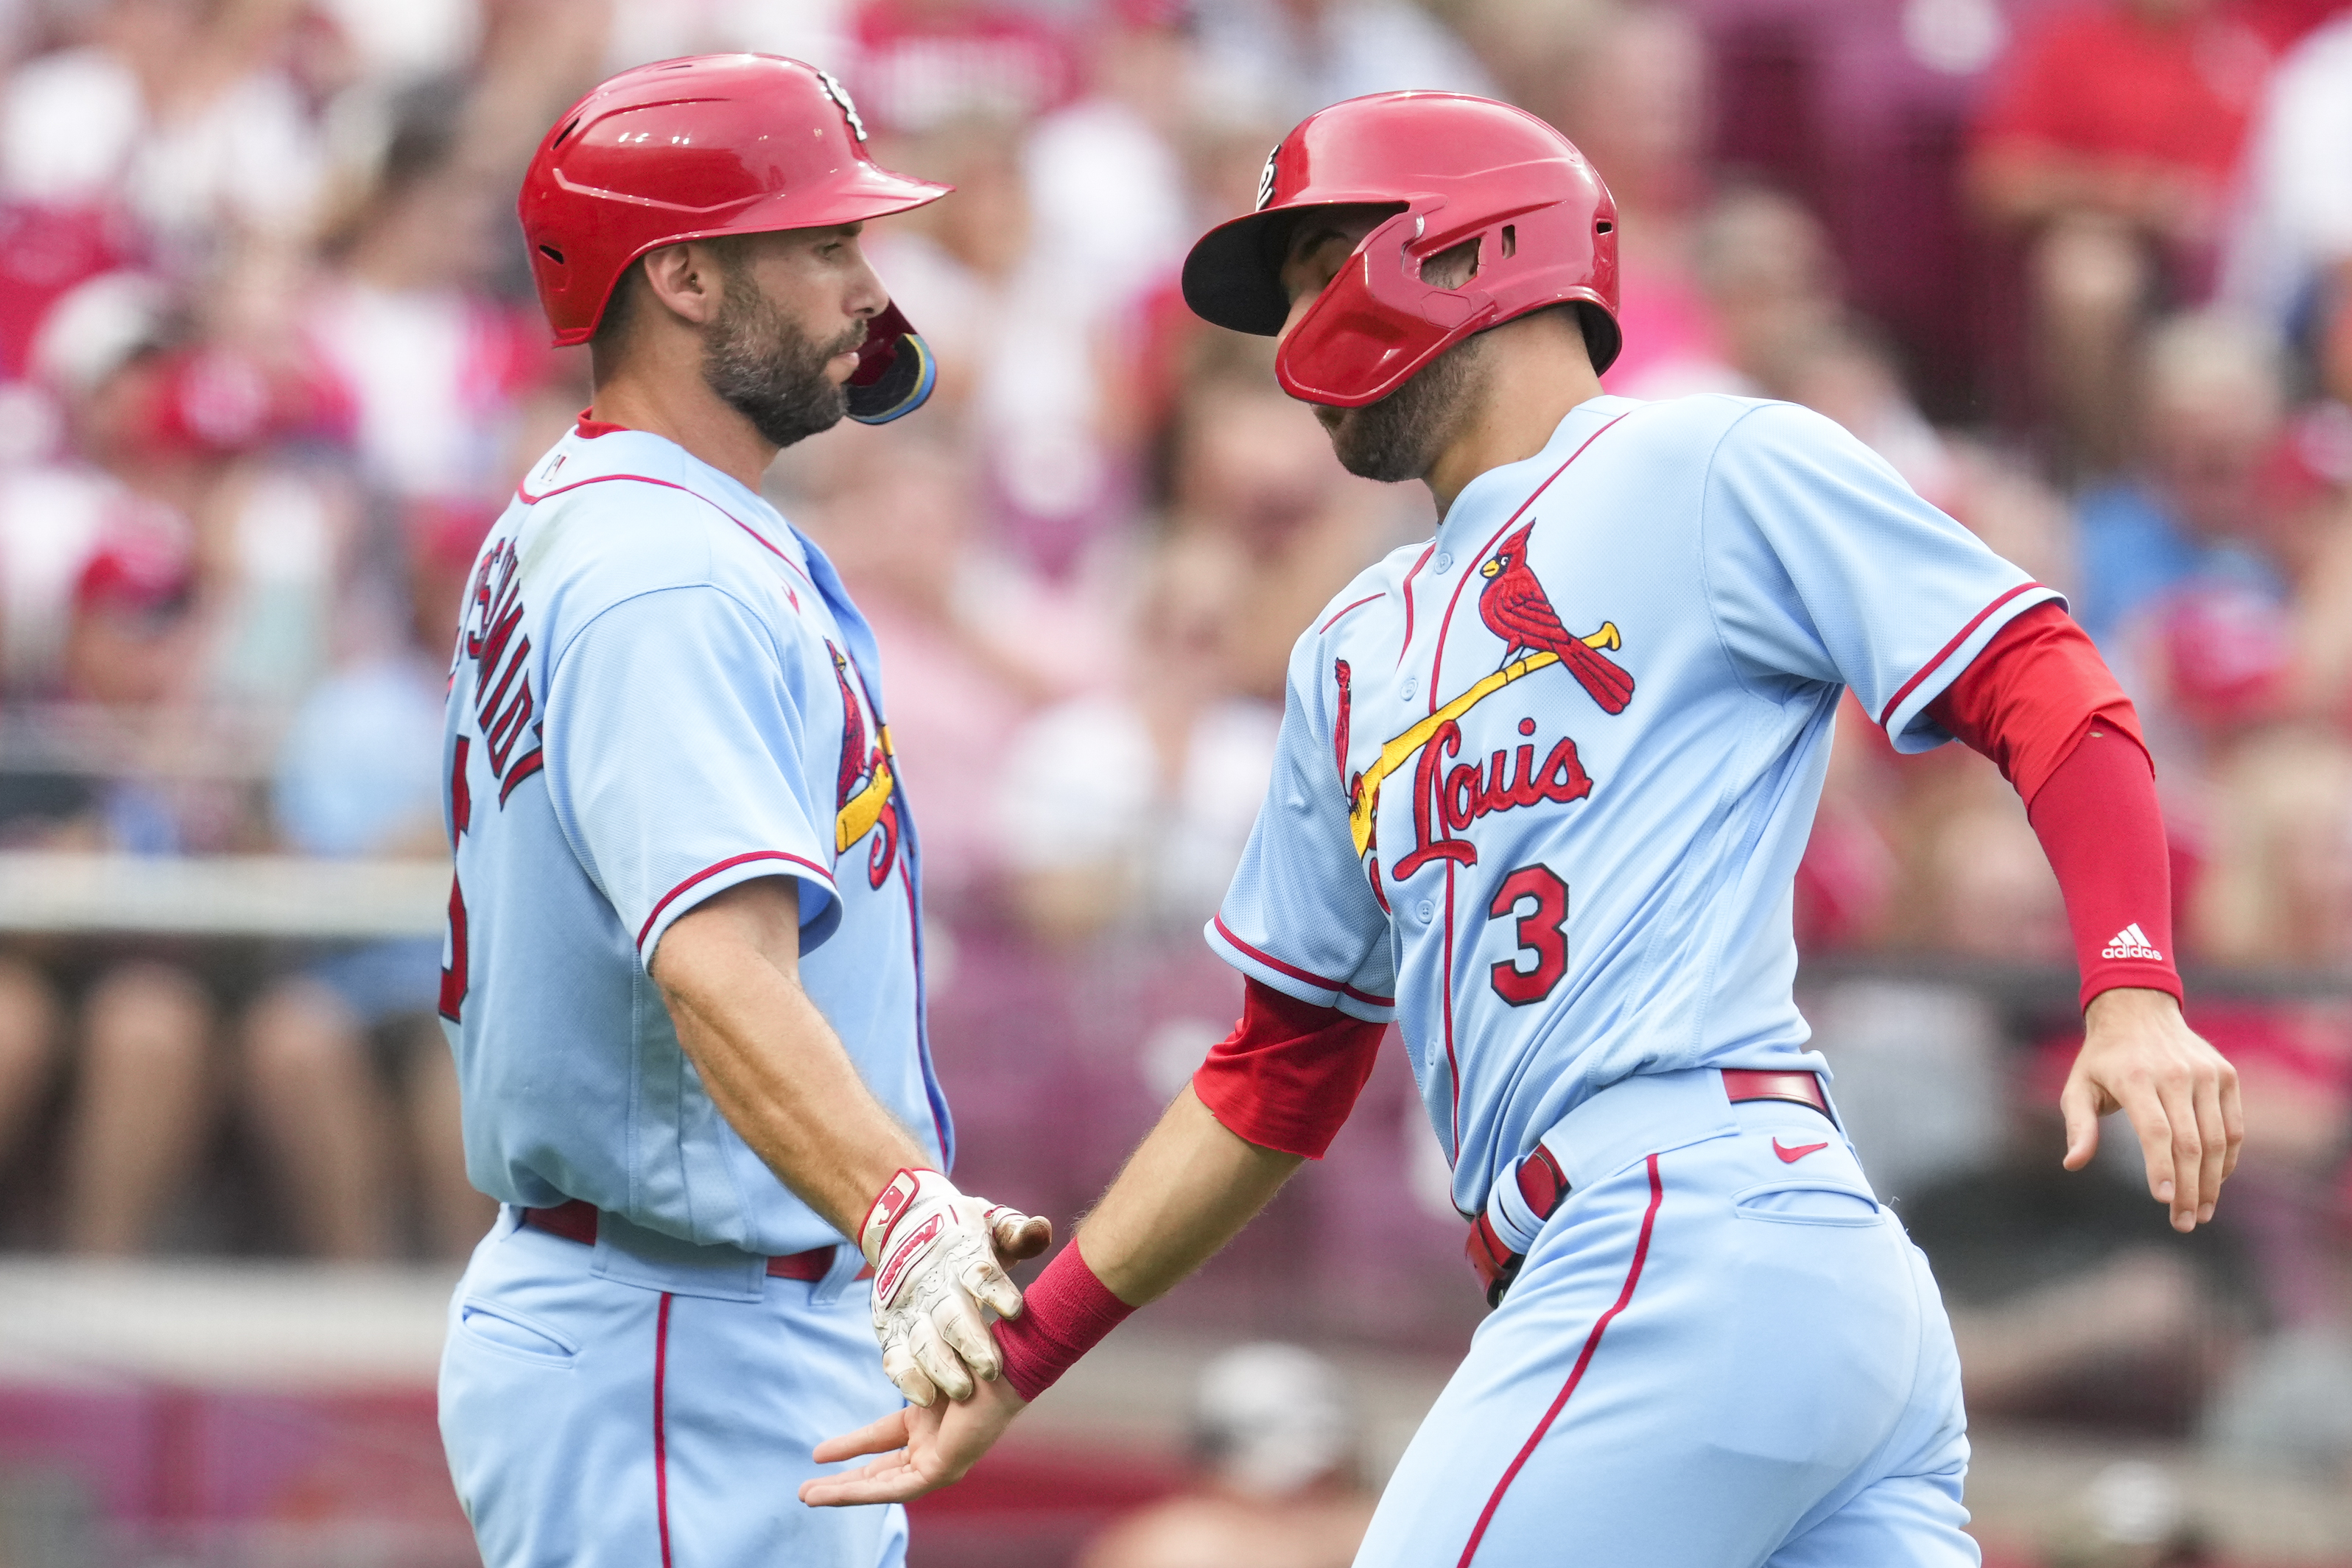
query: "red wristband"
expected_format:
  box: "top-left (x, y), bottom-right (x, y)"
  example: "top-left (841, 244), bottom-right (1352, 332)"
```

top-left (991, 1241), bottom-right (1134, 1403)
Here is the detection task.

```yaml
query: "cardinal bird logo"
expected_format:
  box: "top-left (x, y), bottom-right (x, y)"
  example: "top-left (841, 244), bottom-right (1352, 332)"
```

top-left (1477, 523), bottom-right (1634, 714)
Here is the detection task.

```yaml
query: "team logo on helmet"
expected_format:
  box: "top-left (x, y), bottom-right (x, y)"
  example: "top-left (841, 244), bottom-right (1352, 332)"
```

top-left (818, 69), bottom-right (868, 142)
top-left (1254, 144), bottom-right (1279, 211)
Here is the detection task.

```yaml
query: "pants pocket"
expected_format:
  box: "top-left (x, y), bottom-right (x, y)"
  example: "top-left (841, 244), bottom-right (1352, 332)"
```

top-left (456, 1298), bottom-right (580, 1368)
top-left (1731, 1178), bottom-right (1882, 1227)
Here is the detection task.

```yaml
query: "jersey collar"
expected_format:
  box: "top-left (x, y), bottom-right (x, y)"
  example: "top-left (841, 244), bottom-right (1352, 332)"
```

top-left (520, 423), bottom-right (784, 531)
top-left (1435, 394), bottom-right (1640, 547)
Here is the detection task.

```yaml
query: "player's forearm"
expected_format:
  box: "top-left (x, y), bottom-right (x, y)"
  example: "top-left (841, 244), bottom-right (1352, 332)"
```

top-left (651, 886), bottom-right (928, 1237)
top-left (1079, 1086), bottom-right (1305, 1306)
top-left (990, 1086), bottom-right (1300, 1404)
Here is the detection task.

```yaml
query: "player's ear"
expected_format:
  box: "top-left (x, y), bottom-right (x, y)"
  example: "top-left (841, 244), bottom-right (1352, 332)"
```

top-left (638, 240), bottom-right (727, 328)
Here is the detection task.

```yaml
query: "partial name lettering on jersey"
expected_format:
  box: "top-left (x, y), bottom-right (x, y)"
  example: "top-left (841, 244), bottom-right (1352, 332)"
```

top-left (1210, 395), bottom-right (2060, 1213)
top-left (457, 538), bottom-right (545, 804)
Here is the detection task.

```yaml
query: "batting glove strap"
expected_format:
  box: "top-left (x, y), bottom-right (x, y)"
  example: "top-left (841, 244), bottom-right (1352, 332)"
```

top-left (992, 1240), bottom-right (1134, 1404)
top-left (858, 1167), bottom-right (943, 1269)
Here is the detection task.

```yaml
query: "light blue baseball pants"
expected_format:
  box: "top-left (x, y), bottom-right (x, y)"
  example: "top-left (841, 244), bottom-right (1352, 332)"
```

top-left (1356, 1068), bottom-right (1978, 1568)
top-left (439, 1207), bottom-right (908, 1568)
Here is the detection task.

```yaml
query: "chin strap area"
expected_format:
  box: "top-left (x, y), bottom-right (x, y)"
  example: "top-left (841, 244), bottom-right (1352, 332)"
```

top-left (846, 300), bottom-right (938, 425)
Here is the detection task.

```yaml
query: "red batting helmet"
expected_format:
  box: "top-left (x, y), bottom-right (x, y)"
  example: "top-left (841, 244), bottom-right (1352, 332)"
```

top-left (519, 55), bottom-right (949, 423)
top-left (1182, 92), bottom-right (1620, 407)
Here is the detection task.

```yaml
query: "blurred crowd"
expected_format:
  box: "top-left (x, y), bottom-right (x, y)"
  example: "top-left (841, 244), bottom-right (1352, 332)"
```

top-left (0, 0), bottom-right (2345, 1541)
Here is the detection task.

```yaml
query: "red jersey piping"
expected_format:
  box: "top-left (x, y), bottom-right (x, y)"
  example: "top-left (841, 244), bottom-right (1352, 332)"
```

top-left (516, 471), bottom-right (818, 592)
top-left (1319, 592), bottom-right (1385, 635)
top-left (1397, 541), bottom-right (1438, 667)
top-left (1876, 582), bottom-right (2046, 730)
top-left (1210, 915), bottom-right (1394, 1008)
top-left (638, 850), bottom-right (832, 953)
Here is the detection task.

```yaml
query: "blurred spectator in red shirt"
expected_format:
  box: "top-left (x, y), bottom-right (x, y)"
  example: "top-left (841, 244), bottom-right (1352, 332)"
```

top-left (849, 0), bottom-right (1077, 138)
top-left (1968, 0), bottom-right (2276, 476)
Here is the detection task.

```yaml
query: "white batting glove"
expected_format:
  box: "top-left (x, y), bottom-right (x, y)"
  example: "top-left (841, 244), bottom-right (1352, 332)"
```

top-left (860, 1168), bottom-right (1053, 1407)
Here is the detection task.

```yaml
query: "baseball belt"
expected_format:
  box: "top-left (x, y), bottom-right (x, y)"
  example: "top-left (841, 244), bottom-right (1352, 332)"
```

top-left (1467, 1069), bottom-right (1834, 1308)
top-left (522, 1198), bottom-right (871, 1282)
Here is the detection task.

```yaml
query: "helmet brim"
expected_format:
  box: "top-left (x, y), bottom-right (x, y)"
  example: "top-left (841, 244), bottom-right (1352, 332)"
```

top-left (1181, 200), bottom-right (1407, 337)
top-left (724, 163), bottom-right (952, 235)
top-left (1181, 207), bottom-right (1293, 336)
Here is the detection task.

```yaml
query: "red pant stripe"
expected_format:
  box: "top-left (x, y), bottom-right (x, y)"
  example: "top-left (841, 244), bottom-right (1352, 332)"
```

top-left (654, 1292), bottom-right (675, 1568)
top-left (1456, 1153), bottom-right (1666, 1567)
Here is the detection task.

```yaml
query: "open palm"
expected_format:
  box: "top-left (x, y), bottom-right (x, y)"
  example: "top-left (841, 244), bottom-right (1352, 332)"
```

top-left (799, 1374), bottom-right (1027, 1508)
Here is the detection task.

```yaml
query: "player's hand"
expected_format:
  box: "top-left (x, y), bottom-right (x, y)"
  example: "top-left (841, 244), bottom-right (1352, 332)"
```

top-left (860, 1169), bottom-right (1053, 1406)
top-left (2063, 987), bottom-right (2242, 1232)
top-left (798, 1368), bottom-right (1028, 1507)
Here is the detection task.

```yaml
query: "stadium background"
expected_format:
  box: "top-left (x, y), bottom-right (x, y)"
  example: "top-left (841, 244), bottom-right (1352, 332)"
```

top-left (0, 0), bottom-right (2347, 1562)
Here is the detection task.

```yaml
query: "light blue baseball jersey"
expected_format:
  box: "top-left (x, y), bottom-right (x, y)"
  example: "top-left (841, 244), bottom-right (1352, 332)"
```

top-left (438, 423), bottom-right (949, 1258)
top-left (1208, 393), bottom-right (2056, 1217)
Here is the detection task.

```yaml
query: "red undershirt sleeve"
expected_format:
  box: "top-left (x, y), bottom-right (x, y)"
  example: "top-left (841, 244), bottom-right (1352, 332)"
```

top-left (1926, 602), bottom-right (2183, 1009)
top-left (1190, 977), bottom-right (1386, 1159)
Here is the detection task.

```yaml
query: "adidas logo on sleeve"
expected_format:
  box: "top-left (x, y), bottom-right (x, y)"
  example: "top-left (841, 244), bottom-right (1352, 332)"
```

top-left (2101, 923), bottom-right (2164, 961)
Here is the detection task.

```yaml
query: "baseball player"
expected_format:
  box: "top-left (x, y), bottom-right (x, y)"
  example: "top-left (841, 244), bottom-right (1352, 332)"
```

top-left (435, 56), bottom-right (1047, 1568)
top-left (801, 93), bottom-right (2243, 1565)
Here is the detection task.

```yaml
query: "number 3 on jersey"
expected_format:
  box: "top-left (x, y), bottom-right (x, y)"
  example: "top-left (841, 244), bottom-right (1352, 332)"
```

top-left (1488, 863), bottom-right (1568, 1006)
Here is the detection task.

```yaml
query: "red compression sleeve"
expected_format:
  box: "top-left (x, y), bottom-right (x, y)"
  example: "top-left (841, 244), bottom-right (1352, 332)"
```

top-left (992, 1240), bottom-right (1134, 1402)
top-left (1190, 977), bottom-right (1386, 1159)
top-left (2029, 723), bottom-right (2182, 1008)
top-left (1926, 600), bottom-right (2141, 804)
top-left (1926, 602), bottom-right (2182, 1008)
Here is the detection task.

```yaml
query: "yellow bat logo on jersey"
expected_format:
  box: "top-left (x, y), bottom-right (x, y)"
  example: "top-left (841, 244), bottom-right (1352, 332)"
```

top-left (1346, 622), bottom-right (1620, 859)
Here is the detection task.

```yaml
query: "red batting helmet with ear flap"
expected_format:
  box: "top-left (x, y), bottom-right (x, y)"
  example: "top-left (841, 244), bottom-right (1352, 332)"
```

top-left (519, 54), bottom-right (949, 423)
top-left (1181, 92), bottom-right (1621, 408)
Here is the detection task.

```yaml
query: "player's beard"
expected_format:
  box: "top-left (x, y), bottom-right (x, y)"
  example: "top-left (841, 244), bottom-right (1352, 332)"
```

top-left (701, 268), bottom-right (867, 450)
top-left (1313, 332), bottom-right (1489, 484)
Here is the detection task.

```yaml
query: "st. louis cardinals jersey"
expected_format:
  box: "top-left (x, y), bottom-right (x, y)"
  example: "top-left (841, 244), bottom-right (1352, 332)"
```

top-left (1209, 393), bottom-right (2056, 1217)
top-left (438, 423), bottom-right (949, 1258)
